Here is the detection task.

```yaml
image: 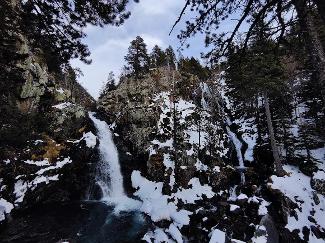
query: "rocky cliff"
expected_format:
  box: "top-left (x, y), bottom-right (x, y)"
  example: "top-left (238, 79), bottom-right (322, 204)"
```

top-left (0, 12), bottom-right (98, 232)
top-left (97, 68), bottom-right (325, 242)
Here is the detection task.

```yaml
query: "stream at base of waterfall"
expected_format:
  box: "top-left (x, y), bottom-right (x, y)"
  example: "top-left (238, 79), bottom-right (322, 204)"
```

top-left (0, 113), bottom-right (148, 243)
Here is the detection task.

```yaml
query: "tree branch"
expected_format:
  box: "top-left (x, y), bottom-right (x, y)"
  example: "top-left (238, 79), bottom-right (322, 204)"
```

top-left (169, 0), bottom-right (190, 35)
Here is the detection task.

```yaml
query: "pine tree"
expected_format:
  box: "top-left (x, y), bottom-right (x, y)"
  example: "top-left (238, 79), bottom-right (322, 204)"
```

top-left (165, 46), bottom-right (177, 70)
top-left (124, 36), bottom-right (150, 79)
top-left (150, 45), bottom-right (167, 68)
top-left (178, 57), bottom-right (209, 81)
top-left (100, 71), bottom-right (116, 98)
top-left (18, 0), bottom-right (133, 69)
top-left (226, 29), bottom-right (287, 176)
top-left (173, 0), bottom-right (325, 102)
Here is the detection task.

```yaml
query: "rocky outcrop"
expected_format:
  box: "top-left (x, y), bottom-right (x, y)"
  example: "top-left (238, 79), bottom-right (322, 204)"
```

top-left (0, 5), bottom-right (97, 226)
top-left (97, 68), bottom-right (233, 192)
top-left (311, 170), bottom-right (325, 196)
top-left (98, 68), bottom-right (325, 243)
top-left (97, 68), bottom-right (267, 242)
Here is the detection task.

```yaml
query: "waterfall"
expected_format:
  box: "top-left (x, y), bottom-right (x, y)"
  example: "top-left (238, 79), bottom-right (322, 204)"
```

top-left (199, 82), bottom-right (246, 184)
top-left (226, 118), bottom-right (246, 184)
top-left (88, 112), bottom-right (141, 212)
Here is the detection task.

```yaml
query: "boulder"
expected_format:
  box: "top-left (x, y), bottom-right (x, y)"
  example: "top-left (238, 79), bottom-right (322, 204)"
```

top-left (311, 170), bottom-right (325, 196)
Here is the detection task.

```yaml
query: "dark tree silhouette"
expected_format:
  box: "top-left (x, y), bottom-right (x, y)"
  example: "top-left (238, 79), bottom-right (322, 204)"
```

top-left (19, 0), bottom-right (134, 67)
top-left (124, 36), bottom-right (150, 78)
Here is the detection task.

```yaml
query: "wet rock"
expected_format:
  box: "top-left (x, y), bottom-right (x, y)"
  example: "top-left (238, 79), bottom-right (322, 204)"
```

top-left (298, 160), bottom-right (318, 177)
top-left (311, 170), bottom-right (325, 196)
top-left (210, 166), bottom-right (236, 190)
top-left (147, 152), bottom-right (165, 181)
top-left (260, 214), bottom-right (279, 243)
top-left (176, 165), bottom-right (196, 188)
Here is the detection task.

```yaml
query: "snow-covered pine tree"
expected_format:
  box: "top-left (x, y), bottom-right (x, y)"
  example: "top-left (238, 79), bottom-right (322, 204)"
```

top-left (99, 71), bottom-right (116, 98)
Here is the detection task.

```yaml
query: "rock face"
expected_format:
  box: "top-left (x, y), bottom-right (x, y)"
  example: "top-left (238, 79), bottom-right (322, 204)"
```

top-left (311, 170), bottom-right (325, 196)
top-left (98, 68), bottom-right (233, 191)
top-left (98, 68), bottom-right (325, 243)
top-left (0, 10), bottom-right (97, 226)
top-left (98, 68), bottom-right (171, 151)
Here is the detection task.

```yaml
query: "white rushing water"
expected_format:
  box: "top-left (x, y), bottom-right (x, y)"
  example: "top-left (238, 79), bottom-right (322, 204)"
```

top-left (89, 112), bottom-right (141, 212)
top-left (226, 118), bottom-right (246, 184)
top-left (200, 82), bottom-right (246, 184)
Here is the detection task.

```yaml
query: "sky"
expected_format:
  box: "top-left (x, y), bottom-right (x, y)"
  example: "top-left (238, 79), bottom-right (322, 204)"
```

top-left (70, 0), bottom-right (206, 99)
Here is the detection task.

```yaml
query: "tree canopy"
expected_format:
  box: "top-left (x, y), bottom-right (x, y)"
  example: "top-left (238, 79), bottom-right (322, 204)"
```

top-left (165, 45), bottom-right (177, 70)
top-left (19, 0), bottom-right (134, 67)
top-left (124, 36), bottom-right (150, 78)
top-left (150, 45), bottom-right (167, 68)
top-left (172, 0), bottom-right (324, 61)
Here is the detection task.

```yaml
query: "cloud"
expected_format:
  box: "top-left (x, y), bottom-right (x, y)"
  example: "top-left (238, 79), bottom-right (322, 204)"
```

top-left (135, 0), bottom-right (184, 16)
top-left (71, 0), bottom-right (201, 99)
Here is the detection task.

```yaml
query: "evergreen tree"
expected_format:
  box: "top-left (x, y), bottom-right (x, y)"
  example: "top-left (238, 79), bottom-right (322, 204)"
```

top-left (100, 71), bottom-right (116, 98)
top-left (178, 57), bottom-right (209, 81)
top-left (150, 45), bottom-right (167, 68)
top-left (226, 30), bottom-right (287, 176)
top-left (124, 36), bottom-right (150, 78)
top-left (18, 0), bottom-right (133, 68)
top-left (173, 0), bottom-right (325, 102)
top-left (165, 46), bottom-right (177, 70)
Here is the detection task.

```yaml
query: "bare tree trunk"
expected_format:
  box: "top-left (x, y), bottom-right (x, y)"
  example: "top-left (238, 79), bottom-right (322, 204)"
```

top-left (255, 96), bottom-right (262, 143)
top-left (264, 92), bottom-right (286, 176)
top-left (198, 113), bottom-right (201, 159)
top-left (294, 0), bottom-right (325, 102)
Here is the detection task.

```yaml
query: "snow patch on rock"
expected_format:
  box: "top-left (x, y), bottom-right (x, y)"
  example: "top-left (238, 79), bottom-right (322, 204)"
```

top-left (269, 165), bottom-right (325, 239)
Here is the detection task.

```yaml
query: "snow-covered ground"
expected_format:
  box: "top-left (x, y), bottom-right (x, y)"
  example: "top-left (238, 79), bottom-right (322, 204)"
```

top-left (132, 170), bottom-right (216, 242)
top-left (269, 165), bottom-right (325, 241)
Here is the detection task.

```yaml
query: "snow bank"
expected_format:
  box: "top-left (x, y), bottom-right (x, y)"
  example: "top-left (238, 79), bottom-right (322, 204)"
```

top-left (143, 228), bottom-right (171, 243)
top-left (313, 170), bottom-right (325, 180)
top-left (132, 170), bottom-right (219, 242)
top-left (195, 159), bottom-right (209, 172)
top-left (36, 157), bottom-right (72, 175)
top-left (209, 228), bottom-right (226, 243)
top-left (230, 204), bottom-right (240, 211)
top-left (29, 174), bottom-right (59, 190)
top-left (14, 180), bottom-right (28, 204)
top-left (173, 178), bottom-right (214, 204)
top-left (70, 131), bottom-right (97, 148)
top-left (0, 198), bottom-right (14, 221)
top-left (80, 131), bottom-right (97, 148)
top-left (52, 102), bottom-right (72, 110)
top-left (131, 170), bottom-right (192, 226)
top-left (2, 159), bottom-right (10, 164)
top-left (12, 157), bottom-right (72, 205)
top-left (269, 165), bottom-right (325, 239)
top-left (167, 223), bottom-right (183, 243)
top-left (24, 159), bottom-right (50, 166)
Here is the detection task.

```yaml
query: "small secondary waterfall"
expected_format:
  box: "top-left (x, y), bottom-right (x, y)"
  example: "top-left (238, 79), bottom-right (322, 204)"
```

top-left (88, 112), bottom-right (140, 212)
top-left (199, 82), bottom-right (246, 184)
top-left (226, 118), bottom-right (246, 184)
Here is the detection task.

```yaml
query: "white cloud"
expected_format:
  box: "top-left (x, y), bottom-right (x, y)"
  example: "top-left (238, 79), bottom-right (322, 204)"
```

top-left (70, 0), bottom-right (203, 99)
top-left (136, 0), bottom-right (185, 16)
top-left (140, 34), bottom-right (165, 50)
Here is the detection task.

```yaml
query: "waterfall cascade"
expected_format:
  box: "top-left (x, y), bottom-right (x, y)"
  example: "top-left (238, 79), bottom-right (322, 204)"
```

top-left (88, 112), bottom-right (141, 212)
top-left (200, 82), bottom-right (246, 185)
top-left (226, 118), bottom-right (246, 184)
